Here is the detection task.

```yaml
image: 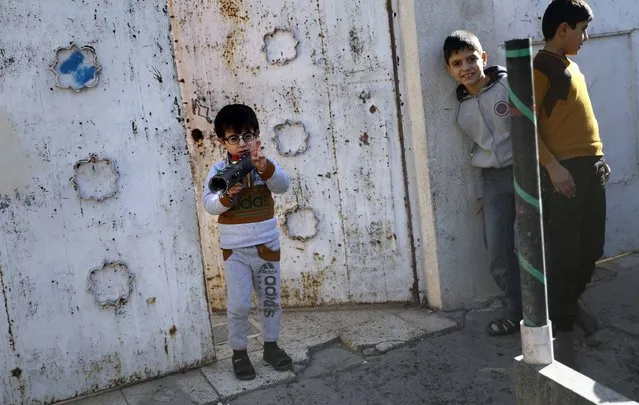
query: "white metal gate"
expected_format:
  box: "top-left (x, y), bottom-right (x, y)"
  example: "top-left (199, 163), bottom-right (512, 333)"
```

top-left (0, 1), bottom-right (214, 403)
top-left (170, 0), bottom-right (417, 310)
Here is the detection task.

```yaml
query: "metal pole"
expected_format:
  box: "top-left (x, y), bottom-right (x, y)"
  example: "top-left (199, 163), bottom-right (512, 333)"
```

top-left (505, 38), bottom-right (553, 365)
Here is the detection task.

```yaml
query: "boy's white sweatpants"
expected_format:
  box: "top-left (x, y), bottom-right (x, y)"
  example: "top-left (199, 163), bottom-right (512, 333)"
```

top-left (223, 238), bottom-right (281, 351)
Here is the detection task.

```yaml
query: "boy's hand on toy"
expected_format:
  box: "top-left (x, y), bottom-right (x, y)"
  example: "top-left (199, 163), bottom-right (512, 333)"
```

top-left (250, 139), bottom-right (268, 172)
top-left (225, 183), bottom-right (242, 199)
top-left (547, 159), bottom-right (576, 198)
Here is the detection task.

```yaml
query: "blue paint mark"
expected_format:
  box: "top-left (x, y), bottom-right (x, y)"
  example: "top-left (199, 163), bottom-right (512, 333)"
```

top-left (52, 45), bottom-right (100, 91)
top-left (59, 51), bottom-right (85, 74)
top-left (75, 66), bottom-right (97, 86)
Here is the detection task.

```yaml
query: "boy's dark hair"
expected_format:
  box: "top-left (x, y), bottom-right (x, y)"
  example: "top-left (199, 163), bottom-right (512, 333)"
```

top-left (443, 30), bottom-right (483, 65)
top-left (213, 104), bottom-right (260, 138)
top-left (542, 0), bottom-right (593, 41)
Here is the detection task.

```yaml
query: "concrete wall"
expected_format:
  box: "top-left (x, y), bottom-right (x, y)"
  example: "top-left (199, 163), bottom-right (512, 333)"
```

top-left (0, 1), bottom-right (213, 403)
top-left (403, 0), bottom-right (639, 309)
top-left (406, 0), bottom-right (502, 309)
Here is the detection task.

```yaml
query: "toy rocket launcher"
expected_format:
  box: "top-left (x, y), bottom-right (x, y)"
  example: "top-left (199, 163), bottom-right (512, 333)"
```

top-left (208, 153), bottom-right (255, 194)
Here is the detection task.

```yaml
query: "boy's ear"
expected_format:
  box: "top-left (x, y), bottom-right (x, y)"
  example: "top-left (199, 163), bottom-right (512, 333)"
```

top-left (481, 51), bottom-right (488, 65)
top-left (557, 22), bottom-right (569, 38)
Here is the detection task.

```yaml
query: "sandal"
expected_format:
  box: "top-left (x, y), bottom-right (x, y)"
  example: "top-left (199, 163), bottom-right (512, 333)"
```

top-left (232, 354), bottom-right (256, 381)
top-left (263, 345), bottom-right (292, 371)
top-left (486, 318), bottom-right (520, 336)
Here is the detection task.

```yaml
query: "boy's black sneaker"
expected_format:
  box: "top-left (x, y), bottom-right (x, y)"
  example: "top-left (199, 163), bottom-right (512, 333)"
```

top-left (232, 351), bottom-right (256, 381)
top-left (263, 343), bottom-right (292, 371)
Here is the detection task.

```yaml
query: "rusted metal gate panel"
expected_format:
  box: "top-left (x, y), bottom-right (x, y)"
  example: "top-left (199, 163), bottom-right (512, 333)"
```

top-left (170, 0), bottom-right (415, 309)
top-left (0, 1), bottom-right (214, 403)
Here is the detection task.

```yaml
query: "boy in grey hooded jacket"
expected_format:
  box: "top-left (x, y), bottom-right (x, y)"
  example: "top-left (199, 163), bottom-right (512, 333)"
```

top-left (444, 30), bottom-right (522, 335)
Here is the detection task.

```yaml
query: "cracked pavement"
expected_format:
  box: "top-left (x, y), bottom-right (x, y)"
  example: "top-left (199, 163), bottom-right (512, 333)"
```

top-left (67, 253), bottom-right (639, 405)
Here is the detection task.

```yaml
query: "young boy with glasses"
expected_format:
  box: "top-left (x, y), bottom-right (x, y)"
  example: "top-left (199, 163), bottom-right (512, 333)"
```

top-left (203, 104), bottom-right (292, 380)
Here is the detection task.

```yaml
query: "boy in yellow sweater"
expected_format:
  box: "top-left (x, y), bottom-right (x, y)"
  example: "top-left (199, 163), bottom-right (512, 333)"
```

top-left (534, 0), bottom-right (611, 366)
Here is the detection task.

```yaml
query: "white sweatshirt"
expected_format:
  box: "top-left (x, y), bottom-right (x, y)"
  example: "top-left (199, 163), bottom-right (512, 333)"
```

top-left (203, 156), bottom-right (290, 249)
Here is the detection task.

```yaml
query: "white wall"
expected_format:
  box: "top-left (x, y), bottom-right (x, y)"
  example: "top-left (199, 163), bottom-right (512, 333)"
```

top-left (0, 1), bottom-right (213, 403)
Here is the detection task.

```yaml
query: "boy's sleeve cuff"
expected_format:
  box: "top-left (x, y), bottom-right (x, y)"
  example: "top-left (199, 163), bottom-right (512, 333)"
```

top-left (257, 160), bottom-right (275, 180)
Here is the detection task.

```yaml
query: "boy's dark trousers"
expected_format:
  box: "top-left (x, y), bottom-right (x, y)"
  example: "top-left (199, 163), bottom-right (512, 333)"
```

top-left (542, 156), bottom-right (608, 332)
top-left (482, 165), bottom-right (522, 322)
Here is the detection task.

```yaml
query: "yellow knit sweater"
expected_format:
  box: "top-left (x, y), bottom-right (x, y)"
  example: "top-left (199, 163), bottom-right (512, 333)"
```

top-left (533, 50), bottom-right (603, 166)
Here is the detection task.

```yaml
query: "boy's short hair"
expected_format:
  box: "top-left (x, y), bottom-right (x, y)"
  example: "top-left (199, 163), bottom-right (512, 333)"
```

top-left (542, 0), bottom-right (593, 41)
top-left (443, 30), bottom-right (483, 65)
top-left (213, 104), bottom-right (260, 138)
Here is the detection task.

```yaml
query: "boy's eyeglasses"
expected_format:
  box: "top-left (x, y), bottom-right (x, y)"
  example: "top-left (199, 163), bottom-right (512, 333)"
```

top-left (223, 133), bottom-right (256, 145)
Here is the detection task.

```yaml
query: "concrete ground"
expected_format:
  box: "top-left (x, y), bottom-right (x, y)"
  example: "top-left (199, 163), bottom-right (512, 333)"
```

top-left (64, 253), bottom-right (639, 405)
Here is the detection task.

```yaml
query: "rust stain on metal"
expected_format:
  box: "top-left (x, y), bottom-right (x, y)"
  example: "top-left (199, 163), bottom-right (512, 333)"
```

top-left (369, 104), bottom-right (377, 113)
top-left (169, 325), bottom-right (177, 336)
top-left (349, 27), bottom-right (363, 57)
top-left (0, 265), bottom-right (16, 351)
top-left (11, 367), bottom-right (21, 378)
top-left (283, 85), bottom-right (301, 115)
top-left (206, 268), bottom-right (227, 310)
top-left (87, 352), bottom-right (122, 379)
top-left (280, 270), bottom-right (327, 306)
top-left (145, 297), bottom-right (156, 305)
top-left (191, 128), bottom-right (204, 147)
top-left (386, 0), bottom-right (420, 304)
top-left (359, 132), bottom-right (370, 145)
top-left (223, 31), bottom-right (239, 69)
top-left (218, 0), bottom-right (248, 21)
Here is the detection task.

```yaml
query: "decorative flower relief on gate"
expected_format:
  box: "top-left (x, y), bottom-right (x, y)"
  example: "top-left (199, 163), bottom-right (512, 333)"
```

top-left (71, 154), bottom-right (119, 202)
top-left (273, 120), bottom-right (310, 156)
top-left (262, 29), bottom-right (299, 65)
top-left (284, 207), bottom-right (319, 241)
top-left (87, 261), bottom-right (135, 307)
top-left (50, 43), bottom-right (101, 92)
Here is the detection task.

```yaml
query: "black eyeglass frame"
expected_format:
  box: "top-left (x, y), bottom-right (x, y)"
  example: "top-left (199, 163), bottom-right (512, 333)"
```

top-left (223, 132), bottom-right (257, 145)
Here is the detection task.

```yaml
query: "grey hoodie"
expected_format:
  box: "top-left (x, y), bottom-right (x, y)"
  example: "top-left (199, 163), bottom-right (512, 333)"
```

top-left (456, 66), bottom-right (513, 169)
